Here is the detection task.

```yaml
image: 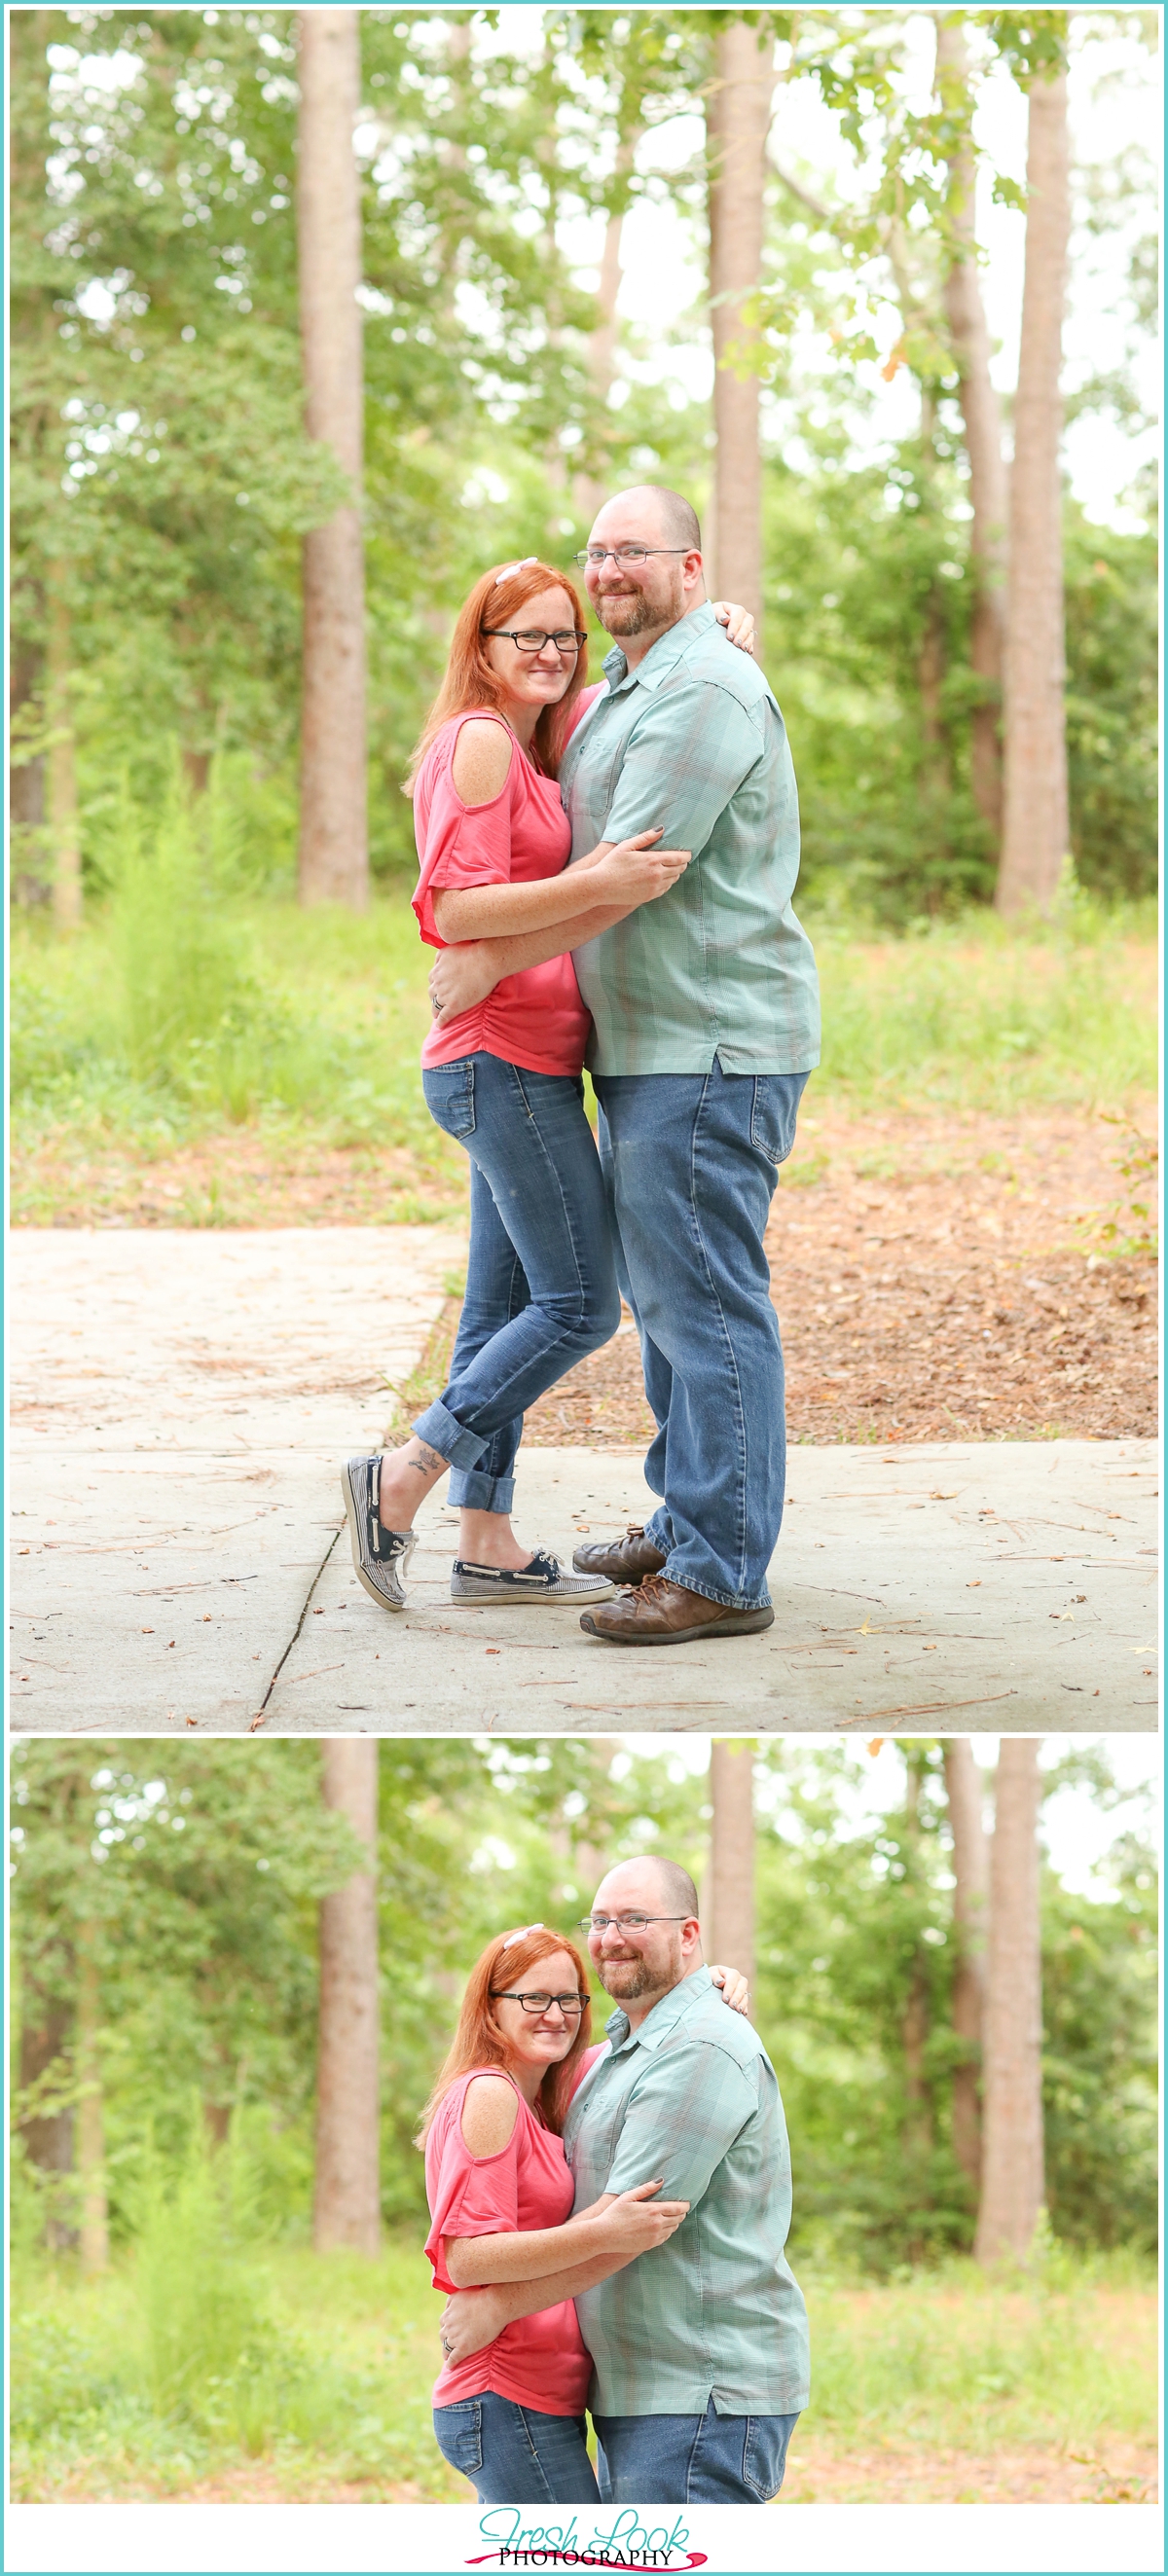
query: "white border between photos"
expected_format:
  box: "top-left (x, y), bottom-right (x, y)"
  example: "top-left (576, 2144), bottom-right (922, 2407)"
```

top-left (4, 2501), bottom-right (1165, 2575)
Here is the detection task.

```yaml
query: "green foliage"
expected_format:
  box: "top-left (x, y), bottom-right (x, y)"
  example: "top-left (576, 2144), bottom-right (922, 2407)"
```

top-left (10, 2236), bottom-right (1156, 2499)
top-left (812, 922), bottom-right (1157, 1110)
top-left (9, 10), bottom-right (1157, 925)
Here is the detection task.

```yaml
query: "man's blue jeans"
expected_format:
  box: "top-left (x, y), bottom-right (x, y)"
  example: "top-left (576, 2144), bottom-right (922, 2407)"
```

top-left (433, 2394), bottom-right (601, 2505)
top-left (419, 1054), bottom-right (620, 1513)
top-left (593, 2399), bottom-right (800, 2504)
top-left (595, 1057), bottom-right (809, 1608)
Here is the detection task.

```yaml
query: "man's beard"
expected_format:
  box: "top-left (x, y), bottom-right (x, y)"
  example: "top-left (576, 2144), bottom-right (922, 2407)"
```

top-left (596, 1950), bottom-right (677, 2004)
top-left (595, 568), bottom-right (684, 640)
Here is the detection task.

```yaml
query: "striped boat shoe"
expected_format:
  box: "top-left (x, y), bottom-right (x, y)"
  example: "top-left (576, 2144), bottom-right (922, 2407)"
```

top-left (342, 1455), bottom-right (417, 1613)
top-left (450, 1548), bottom-right (614, 1606)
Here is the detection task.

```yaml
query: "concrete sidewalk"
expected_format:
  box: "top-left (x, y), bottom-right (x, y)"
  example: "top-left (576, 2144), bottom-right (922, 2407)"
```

top-left (10, 1230), bottom-right (1158, 1733)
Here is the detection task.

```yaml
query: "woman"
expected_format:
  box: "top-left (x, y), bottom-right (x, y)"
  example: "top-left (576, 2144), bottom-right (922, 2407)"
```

top-left (420, 1920), bottom-right (748, 2506)
top-left (343, 558), bottom-right (753, 1615)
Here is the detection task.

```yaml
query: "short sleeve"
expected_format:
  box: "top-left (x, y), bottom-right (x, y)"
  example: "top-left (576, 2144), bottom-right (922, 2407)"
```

top-left (599, 2043), bottom-right (756, 2209)
top-left (412, 718), bottom-right (518, 949)
top-left (599, 679), bottom-right (764, 858)
top-left (423, 2084), bottom-right (522, 2294)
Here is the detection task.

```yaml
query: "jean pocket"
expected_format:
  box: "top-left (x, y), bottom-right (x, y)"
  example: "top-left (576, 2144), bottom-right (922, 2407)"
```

top-left (433, 2400), bottom-right (484, 2479)
top-left (423, 1058), bottom-right (476, 1140)
top-left (742, 2411), bottom-right (797, 2500)
top-left (748, 1073), bottom-right (806, 1167)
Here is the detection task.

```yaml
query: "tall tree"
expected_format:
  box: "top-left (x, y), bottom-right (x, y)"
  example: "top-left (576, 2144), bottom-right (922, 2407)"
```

top-left (707, 20), bottom-right (777, 635)
top-left (706, 1739), bottom-right (755, 1985)
top-left (297, 8), bottom-right (368, 910)
top-left (996, 58), bottom-right (1072, 915)
top-left (76, 1925), bottom-right (109, 2273)
top-left (942, 1737), bottom-right (989, 2191)
top-left (975, 1738), bottom-right (1044, 2262)
top-left (314, 1742), bottom-right (381, 2255)
top-left (933, 13), bottom-right (1009, 844)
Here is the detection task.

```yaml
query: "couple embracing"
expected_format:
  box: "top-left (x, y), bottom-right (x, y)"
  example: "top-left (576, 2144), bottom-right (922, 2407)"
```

top-left (419, 1856), bottom-right (809, 2507)
top-left (343, 482), bottom-right (821, 1644)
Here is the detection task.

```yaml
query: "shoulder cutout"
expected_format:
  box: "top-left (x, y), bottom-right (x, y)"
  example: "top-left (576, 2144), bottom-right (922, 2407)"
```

top-left (452, 718), bottom-right (515, 808)
top-left (460, 2073), bottom-right (521, 2158)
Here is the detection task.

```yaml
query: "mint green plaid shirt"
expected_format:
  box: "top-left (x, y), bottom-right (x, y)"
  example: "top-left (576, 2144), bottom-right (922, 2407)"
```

top-left (562, 1966), bottom-right (811, 2418)
top-left (560, 603), bottom-right (821, 1077)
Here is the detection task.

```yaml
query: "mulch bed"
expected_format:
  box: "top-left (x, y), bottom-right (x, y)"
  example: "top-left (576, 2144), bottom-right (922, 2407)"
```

top-left (523, 1106), bottom-right (1158, 1447)
top-left (15, 1103), bottom-right (1157, 1445)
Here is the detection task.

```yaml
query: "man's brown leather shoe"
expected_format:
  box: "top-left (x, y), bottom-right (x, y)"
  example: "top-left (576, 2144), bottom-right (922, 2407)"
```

top-left (579, 1574), bottom-right (775, 1647)
top-left (571, 1524), bottom-right (668, 1585)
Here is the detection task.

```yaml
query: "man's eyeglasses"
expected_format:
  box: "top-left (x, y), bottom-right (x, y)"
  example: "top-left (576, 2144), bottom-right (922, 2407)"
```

top-left (578, 1913), bottom-right (690, 1936)
top-left (481, 628), bottom-right (586, 656)
top-left (573, 547), bottom-right (690, 569)
top-left (490, 1989), bottom-right (588, 2016)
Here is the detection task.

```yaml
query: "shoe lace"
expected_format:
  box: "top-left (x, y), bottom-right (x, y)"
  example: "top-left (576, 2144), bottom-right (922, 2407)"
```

top-left (631, 1573), bottom-right (674, 1605)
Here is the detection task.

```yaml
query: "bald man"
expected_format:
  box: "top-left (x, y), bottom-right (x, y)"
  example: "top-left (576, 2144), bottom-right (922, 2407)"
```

top-left (429, 486), bottom-right (820, 1645)
top-left (439, 1855), bottom-right (809, 2504)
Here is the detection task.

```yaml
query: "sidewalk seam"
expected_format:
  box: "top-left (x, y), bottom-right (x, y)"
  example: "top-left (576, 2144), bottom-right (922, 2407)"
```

top-left (250, 1524), bottom-right (343, 1729)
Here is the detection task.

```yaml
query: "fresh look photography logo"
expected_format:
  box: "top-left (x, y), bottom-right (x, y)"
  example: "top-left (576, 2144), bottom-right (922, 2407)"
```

top-left (465, 2507), bottom-right (707, 2568)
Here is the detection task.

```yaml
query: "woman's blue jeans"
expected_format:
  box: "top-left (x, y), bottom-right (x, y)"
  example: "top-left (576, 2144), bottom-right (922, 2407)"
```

top-left (433, 2393), bottom-right (601, 2505)
top-left (418, 1054), bottom-right (621, 1514)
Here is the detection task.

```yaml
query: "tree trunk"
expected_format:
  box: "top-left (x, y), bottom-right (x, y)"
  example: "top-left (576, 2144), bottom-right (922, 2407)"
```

top-left (934, 14), bottom-right (1008, 845)
top-left (975, 1739), bottom-right (1044, 2263)
top-left (942, 1738), bottom-right (989, 2192)
top-left (77, 1927), bottom-right (108, 2273)
top-left (296, 8), bottom-right (368, 910)
top-left (707, 22), bottom-right (777, 638)
top-left (314, 1740), bottom-right (381, 2253)
top-left (47, 566), bottom-right (82, 932)
top-left (573, 132), bottom-right (639, 528)
top-left (705, 1739), bottom-right (755, 1984)
top-left (10, 642), bottom-right (48, 908)
top-left (899, 1752), bottom-right (932, 2218)
top-left (18, 1988), bottom-right (75, 2252)
top-left (996, 69), bottom-right (1071, 917)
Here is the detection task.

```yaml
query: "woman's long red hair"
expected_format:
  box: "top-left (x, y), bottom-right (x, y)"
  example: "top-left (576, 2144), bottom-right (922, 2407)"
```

top-left (406, 560), bottom-right (589, 788)
top-left (416, 1924), bottom-right (593, 2143)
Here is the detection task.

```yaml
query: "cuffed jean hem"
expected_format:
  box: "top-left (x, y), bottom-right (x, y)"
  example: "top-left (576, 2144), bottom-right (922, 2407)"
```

top-left (447, 1467), bottom-right (516, 1513)
top-left (412, 1397), bottom-right (489, 1472)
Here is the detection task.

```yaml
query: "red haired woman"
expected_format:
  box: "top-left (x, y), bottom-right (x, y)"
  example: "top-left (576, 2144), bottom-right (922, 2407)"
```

top-left (343, 558), bottom-right (754, 1614)
top-left (419, 1921), bottom-right (748, 2505)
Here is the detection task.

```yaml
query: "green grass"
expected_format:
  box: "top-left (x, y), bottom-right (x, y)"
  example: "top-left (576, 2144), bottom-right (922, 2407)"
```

top-left (813, 922), bottom-right (1156, 1114)
top-left (11, 866), bottom-right (1157, 1199)
top-left (10, 2231), bottom-right (1156, 2501)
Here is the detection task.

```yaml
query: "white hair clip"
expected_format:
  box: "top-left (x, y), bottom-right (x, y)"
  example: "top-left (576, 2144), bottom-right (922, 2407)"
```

top-left (494, 558), bottom-right (539, 585)
top-left (502, 1922), bottom-right (545, 1947)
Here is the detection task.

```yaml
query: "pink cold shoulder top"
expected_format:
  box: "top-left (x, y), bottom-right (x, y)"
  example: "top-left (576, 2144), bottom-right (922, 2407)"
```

top-left (412, 693), bottom-right (604, 1080)
top-left (424, 2050), bottom-right (606, 2415)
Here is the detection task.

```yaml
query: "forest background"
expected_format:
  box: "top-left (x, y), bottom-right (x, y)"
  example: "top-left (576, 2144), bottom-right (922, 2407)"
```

top-left (9, 4), bottom-right (1158, 1294)
top-left (10, 1734), bottom-right (1158, 2503)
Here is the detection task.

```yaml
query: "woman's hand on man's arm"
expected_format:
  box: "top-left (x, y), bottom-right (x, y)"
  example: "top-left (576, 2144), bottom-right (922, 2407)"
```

top-left (426, 834), bottom-right (689, 1022)
top-left (438, 2185), bottom-right (689, 2365)
top-left (710, 1964), bottom-right (750, 2015)
top-left (443, 2179), bottom-right (689, 2287)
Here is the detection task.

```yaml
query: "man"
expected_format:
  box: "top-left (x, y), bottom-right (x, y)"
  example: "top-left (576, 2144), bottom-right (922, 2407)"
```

top-left (429, 486), bottom-right (821, 1645)
top-left (439, 1855), bottom-right (810, 2507)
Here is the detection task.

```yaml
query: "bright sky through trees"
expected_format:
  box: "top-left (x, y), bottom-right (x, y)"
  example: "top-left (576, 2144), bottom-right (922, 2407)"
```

top-left (608, 1733), bottom-right (1159, 1897)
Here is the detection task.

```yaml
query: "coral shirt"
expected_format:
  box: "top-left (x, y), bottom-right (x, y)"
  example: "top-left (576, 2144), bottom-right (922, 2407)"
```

top-left (424, 2050), bottom-right (606, 2416)
top-left (413, 696), bottom-right (604, 1080)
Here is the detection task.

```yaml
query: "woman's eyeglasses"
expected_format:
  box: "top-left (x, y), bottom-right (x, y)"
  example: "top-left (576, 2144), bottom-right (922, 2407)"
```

top-left (490, 1989), bottom-right (588, 2016)
top-left (481, 628), bottom-right (586, 656)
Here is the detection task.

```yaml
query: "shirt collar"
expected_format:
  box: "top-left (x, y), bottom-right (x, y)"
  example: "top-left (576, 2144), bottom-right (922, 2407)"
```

top-left (600, 601), bottom-right (718, 697)
top-left (602, 1963), bottom-right (714, 2055)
